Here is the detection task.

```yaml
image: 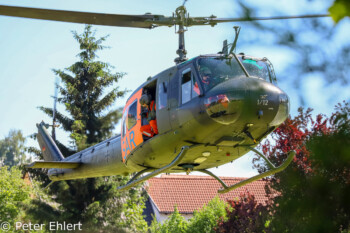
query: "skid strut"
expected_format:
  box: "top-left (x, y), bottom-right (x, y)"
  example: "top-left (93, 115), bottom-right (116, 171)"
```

top-left (118, 146), bottom-right (191, 191)
top-left (199, 146), bottom-right (295, 194)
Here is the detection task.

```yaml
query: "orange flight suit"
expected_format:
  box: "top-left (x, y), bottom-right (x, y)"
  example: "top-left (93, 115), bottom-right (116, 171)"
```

top-left (140, 101), bottom-right (158, 137)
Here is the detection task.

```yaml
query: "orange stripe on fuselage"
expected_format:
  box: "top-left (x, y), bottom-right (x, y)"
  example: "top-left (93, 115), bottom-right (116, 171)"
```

top-left (121, 89), bottom-right (143, 162)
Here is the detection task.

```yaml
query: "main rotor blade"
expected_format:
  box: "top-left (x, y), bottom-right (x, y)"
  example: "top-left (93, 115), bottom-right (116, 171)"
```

top-left (0, 5), bottom-right (167, 28)
top-left (201, 14), bottom-right (330, 25)
top-left (0, 5), bottom-right (330, 28)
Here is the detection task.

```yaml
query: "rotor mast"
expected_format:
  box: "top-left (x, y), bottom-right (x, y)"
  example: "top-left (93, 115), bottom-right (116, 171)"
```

top-left (174, 6), bottom-right (188, 64)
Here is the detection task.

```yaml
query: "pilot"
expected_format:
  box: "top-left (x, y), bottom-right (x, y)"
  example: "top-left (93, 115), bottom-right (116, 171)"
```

top-left (193, 66), bottom-right (213, 94)
top-left (139, 94), bottom-right (158, 138)
top-left (200, 67), bottom-right (212, 85)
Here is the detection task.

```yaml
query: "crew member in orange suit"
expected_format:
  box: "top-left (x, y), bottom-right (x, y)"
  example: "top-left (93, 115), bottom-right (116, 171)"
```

top-left (139, 94), bottom-right (158, 138)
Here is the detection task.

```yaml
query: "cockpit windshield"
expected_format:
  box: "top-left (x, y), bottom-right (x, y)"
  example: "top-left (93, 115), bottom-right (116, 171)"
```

top-left (196, 56), bottom-right (275, 91)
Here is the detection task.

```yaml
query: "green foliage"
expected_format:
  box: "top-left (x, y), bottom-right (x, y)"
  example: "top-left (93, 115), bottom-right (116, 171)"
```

top-left (260, 101), bottom-right (350, 233)
top-left (0, 130), bottom-right (29, 167)
top-left (21, 178), bottom-right (58, 233)
top-left (187, 196), bottom-right (229, 233)
top-left (124, 199), bottom-right (149, 232)
top-left (0, 166), bottom-right (31, 229)
top-left (27, 172), bottom-right (148, 233)
top-left (150, 197), bottom-right (228, 233)
top-left (72, 177), bottom-right (147, 233)
top-left (329, 0), bottom-right (350, 23)
top-left (150, 206), bottom-right (188, 233)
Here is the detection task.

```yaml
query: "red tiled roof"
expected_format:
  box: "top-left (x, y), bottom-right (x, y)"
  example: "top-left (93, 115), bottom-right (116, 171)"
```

top-left (146, 174), bottom-right (269, 214)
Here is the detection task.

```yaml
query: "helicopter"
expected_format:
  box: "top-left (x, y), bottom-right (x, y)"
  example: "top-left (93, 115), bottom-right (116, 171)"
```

top-left (0, 3), bottom-right (329, 193)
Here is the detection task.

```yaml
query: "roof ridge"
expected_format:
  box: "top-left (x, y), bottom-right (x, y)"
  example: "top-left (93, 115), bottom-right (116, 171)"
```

top-left (155, 174), bottom-right (265, 181)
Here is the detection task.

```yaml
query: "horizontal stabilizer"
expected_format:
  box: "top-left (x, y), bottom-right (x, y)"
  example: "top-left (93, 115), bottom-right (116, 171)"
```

top-left (26, 161), bottom-right (81, 169)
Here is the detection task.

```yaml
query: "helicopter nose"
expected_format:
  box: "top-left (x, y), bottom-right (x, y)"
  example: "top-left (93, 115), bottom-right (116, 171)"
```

top-left (203, 77), bottom-right (289, 126)
top-left (269, 92), bottom-right (289, 126)
top-left (244, 77), bottom-right (289, 126)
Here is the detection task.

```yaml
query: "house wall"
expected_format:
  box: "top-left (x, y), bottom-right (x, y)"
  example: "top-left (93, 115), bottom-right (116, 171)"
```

top-left (150, 199), bottom-right (193, 223)
top-left (150, 200), bottom-right (164, 223)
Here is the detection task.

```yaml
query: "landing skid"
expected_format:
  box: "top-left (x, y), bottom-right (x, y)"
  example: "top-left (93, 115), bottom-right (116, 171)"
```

top-left (198, 146), bottom-right (295, 194)
top-left (118, 145), bottom-right (193, 191)
top-left (118, 145), bottom-right (295, 193)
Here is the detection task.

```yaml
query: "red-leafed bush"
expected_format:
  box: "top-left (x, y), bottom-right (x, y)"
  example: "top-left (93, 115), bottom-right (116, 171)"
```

top-left (215, 191), bottom-right (270, 233)
top-left (257, 102), bottom-right (350, 233)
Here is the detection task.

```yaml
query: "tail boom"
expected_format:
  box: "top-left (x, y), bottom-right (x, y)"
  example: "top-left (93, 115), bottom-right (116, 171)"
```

top-left (28, 121), bottom-right (135, 181)
top-left (26, 161), bottom-right (81, 169)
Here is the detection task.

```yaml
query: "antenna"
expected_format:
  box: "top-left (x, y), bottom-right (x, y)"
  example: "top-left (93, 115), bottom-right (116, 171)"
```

top-left (222, 40), bottom-right (228, 55)
top-left (229, 26), bottom-right (241, 54)
top-left (52, 76), bottom-right (59, 140)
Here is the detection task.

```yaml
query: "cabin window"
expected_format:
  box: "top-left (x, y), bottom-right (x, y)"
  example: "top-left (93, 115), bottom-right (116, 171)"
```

top-left (181, 70), bottom-right (191, 104)
top-left (122, 110), bottom-right (127, 137)
top-left (127, 101), bottom-right (137, 130)
top-left (158, 81), bottom-right (168, 109)
top-left (181, 69), bottom-right (198, 104)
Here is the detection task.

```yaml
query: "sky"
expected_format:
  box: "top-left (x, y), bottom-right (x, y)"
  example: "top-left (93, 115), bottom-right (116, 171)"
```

top-left (0, 0), bottom-right (349, 177)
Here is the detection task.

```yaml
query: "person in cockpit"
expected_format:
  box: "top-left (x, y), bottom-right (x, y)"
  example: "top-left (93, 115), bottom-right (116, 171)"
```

top-left (200, 66), bottom-right (212, 86)
top-left (194, 66), bottom-right (213, 94)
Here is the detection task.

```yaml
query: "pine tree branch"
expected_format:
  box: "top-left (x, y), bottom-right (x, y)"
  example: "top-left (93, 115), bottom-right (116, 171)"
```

top-left (53, 69), bottom-right (74, 85)
top-left (94, 88), bottom-right (118, 113)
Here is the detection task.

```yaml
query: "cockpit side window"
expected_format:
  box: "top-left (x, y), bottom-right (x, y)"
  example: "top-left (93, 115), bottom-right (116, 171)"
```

top-left (263, 57), bottom-right (278, 84)
top-left (240, 56), bottom-right (277, 84)
top-left (181, 70), bottom-right (191, 104)
top-left (241, 59), bottom-right (269, 81)
top-left (158, 81), bottom-right (168, 110)
top-left (181, 68), bottom-right (198, 104)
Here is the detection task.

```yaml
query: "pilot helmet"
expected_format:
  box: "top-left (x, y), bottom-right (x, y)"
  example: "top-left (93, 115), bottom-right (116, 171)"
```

top-left (200, 67), bottom-right (212, 76)
top-left (139, 94), bottom-right (151, 105)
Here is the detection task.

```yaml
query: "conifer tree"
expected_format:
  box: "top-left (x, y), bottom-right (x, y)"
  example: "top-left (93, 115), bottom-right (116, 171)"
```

top-left (39, 25), bottom-right (126, 152)
top-left (29, 25), bottom-right (147, 233)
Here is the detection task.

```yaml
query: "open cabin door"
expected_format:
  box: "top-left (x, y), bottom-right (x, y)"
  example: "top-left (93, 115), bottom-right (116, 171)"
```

top-left (121, 89), bottom-right (143, 162)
